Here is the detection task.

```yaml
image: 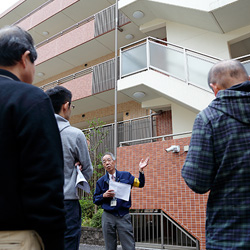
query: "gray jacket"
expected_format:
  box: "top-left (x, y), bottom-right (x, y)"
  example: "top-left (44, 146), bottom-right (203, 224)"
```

top-left (55, 114), bottom-right (93, 200)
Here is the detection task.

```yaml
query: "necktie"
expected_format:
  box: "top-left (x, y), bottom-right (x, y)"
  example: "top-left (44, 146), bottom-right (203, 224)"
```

top-left (111, 175), bottom-right (115, 181)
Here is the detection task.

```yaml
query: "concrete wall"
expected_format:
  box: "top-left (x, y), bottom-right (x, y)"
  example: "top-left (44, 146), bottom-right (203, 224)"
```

top-left (166, 21), bottom-right (250, 59)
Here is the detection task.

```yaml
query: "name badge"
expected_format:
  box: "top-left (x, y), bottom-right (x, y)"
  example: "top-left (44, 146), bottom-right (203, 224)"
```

top-left (111, 198), bottom-right (117, 207)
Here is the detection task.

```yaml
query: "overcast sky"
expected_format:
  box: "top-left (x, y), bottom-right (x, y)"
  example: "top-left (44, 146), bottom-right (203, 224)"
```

top-left (0, 0), bottom-right (19, 15)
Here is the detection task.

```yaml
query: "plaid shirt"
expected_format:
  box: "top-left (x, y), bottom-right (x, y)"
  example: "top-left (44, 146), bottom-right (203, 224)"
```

top-left (182, 81), bottom-right (250, 249)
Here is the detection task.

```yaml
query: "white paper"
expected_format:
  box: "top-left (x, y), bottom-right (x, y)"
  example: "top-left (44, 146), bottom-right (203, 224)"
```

top-left (109, 181), bottom-right (131, 201)
top-left (75, 165), bottom-right (90, 194)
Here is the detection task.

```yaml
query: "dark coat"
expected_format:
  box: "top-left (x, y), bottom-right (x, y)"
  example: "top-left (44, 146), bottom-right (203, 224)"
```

top-left (0, 69), bottom-right (65, 249)
top-left (182, 81), bottom-right (250, 249)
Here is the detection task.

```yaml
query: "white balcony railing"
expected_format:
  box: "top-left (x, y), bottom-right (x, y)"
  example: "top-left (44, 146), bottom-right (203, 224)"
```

top-left (120, 37), bottom-right (221, 92)
top-left (120, 37), bottom-right (250, 92)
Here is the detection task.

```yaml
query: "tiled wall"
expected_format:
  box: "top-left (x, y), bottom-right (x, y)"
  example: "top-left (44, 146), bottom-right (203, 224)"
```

top-left (61, 73), bottom-right (93, 101)
top-left (156, 110), bottom-right (172, 136)
top-left (36, 20), bottom-right (95, 65)
top-left (70, 101), bottom-right (147, 126)
top-left (117, 137), bottom-right (207, 250)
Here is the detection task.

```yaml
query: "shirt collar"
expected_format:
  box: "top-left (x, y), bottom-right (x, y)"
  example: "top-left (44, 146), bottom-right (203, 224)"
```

top-left (108, 172), bottom-right (116, 180)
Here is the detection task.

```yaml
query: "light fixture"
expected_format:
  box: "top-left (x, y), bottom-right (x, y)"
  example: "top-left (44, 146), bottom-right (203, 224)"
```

top-left (133, 91), bottom-right (145, 98)
top-left (125, 34), bottom-right (134, 40)
top-left (133, 10), bottom-right (144, 19)
top-left (37, 72), bottom-right (45, 77)
top-left (166, 145), bottom-right (180, 153)
top-left (42, 31), bottom-right (49, 36)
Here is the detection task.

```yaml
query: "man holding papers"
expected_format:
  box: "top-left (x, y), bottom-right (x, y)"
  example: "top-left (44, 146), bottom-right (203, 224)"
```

top-left (93, 152), bottom-right (149, 250)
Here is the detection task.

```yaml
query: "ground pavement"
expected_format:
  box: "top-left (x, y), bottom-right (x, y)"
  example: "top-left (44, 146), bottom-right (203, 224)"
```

top-left (79, 244), bottom-right (158, 250)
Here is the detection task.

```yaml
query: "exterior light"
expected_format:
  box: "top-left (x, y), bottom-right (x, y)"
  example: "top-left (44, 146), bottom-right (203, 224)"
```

top-left (133, 91), bottom-right (145, 98)
top-left (125, 34), bottom-right (134, 40)
top-left (42, 31), bottom-right (49, 36)
top-left (37, 72), bottom-right (45, 77)
top-left (133, 10), bottom-right (144, 19)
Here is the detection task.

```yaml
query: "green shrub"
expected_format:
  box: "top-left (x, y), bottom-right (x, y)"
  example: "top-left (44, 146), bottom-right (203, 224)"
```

top-left (79, 198), bottom-right (95, 220)
top-left (90, 209), bottom-right (103, 228)
top-left (82, 217), bottom-right (91, 227)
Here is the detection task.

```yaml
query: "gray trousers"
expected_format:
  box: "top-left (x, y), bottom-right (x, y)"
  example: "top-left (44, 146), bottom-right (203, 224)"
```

top-left (102, 211), bottom-right (135, 250)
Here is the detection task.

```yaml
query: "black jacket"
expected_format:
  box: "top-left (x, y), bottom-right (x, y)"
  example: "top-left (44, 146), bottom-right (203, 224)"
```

top-left (0, 69), bottom-right (65, 249)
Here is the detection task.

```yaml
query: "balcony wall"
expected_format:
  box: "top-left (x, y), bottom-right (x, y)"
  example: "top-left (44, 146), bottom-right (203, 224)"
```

top-left (117, 138), bottom-right (207, 250)
top-left (36, 20), bottom-right (95, 65)
top-left (61, 73), bottom-right (93, 101)
top-left (41, 58), bottom-right (116, 101)
top-left (17, 0), bottom-right (79, 30)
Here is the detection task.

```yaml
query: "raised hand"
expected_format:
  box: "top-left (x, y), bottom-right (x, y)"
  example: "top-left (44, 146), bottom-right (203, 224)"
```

top-left (139, 157), bottom-right (149, 171)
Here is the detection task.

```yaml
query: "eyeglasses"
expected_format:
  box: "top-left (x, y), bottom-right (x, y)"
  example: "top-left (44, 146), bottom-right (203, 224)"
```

top-left (68, 102), bottom-right (75, 109)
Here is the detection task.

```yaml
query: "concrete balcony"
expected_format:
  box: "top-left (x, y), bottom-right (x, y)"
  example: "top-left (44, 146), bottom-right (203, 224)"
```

top-left (118, 37), bottom-right (218, 114)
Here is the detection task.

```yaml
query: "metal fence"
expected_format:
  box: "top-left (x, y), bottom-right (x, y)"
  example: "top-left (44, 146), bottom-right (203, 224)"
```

top-left (94, 4), bottom-right (130, 37)
top-left (131, 210), bottom-right (199, 250)
top-left (83, 114), bottom-right (158, 158)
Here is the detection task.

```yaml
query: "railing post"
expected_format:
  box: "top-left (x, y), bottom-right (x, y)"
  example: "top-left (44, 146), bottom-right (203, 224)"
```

top-left (196, 239), bottom-right (200, 250)
top-left (183, 48), bottom-right (189, 84)
top-left (146, 37), bottom-right (150, 70)
top-left (129, 119), bottom-right (132, 141)
top-left (114, 0), bottom-right (118, 158)
top-left (161, 210), bottom-right (164, 249)
top-left (119, 48), bottom-right (122, 79)
top-left (150, 110), bottom-right (153, 143)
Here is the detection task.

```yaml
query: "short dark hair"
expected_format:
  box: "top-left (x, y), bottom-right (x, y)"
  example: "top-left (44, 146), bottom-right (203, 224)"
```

top-left (45, 86), bottom-right (72, 114)
top-left (0, 26), bottom-right (37, 66)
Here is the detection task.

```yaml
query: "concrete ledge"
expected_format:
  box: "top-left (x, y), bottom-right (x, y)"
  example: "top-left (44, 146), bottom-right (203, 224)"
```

top-left (80, 227), bottom-right (104, 246)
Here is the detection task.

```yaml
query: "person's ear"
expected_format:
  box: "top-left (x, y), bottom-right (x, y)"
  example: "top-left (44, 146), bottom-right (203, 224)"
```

top-left (62, 102), bottom-right (69, 112)
top-left (248, 75), bottom-right (250, 80)
top-left (20, 51), bottom-right (31, 68)
top-left (210, 83), bottom-right (220, 96)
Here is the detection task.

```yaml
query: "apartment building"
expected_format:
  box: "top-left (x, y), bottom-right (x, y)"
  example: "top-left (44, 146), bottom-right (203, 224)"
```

top-left (1, 0), bottom-right (250, 249)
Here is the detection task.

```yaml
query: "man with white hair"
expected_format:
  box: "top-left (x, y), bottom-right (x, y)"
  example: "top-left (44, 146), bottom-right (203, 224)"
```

top-left (94, 152), bottom-right (149, 250)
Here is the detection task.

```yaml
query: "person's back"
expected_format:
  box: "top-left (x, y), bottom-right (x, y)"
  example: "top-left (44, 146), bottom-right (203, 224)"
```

top-left (182, 60), bottom-right (250, 249)
top-left (0, 26), bottom-right (65, 250)
top-left (46, 86), bottom-right (93, 250)
top-left (56, 114), bottom-right (93, 199)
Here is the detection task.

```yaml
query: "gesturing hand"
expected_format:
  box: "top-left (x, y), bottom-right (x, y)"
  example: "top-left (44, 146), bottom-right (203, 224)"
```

top-left (139, 157), bottom-right (149, 172)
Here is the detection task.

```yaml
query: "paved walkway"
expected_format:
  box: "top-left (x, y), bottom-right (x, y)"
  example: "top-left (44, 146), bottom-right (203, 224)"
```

top-left (79, 244), bottom-right (158, 250)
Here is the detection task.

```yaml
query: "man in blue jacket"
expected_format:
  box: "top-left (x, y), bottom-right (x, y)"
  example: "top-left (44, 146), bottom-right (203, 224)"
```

top-left (182, 60), bottom-right (250, 249)
top-left (93, 152), bottom-right (149, 250)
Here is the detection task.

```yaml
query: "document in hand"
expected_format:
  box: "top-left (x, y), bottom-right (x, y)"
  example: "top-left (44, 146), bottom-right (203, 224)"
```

top-left (109, 181), bottom-right (131, 201)
top-left (75, 165), bottom-right (90, 194)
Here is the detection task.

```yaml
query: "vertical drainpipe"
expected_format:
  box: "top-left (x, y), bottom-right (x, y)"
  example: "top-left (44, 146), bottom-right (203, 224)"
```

top-left (114, 0), bottom-right (118, 158)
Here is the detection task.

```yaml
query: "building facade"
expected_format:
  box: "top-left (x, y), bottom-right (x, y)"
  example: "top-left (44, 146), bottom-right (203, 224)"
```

top-left (2, 0), bottom-right (250, 249)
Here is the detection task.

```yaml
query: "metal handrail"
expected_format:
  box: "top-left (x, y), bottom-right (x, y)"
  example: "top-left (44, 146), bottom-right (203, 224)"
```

top-left (35, 15), bottom-right (95, 48)
top-left (120, 36), bottom-right (221, 62)
top-left (120, 37), bottom-right (220, 92)
top-left (40, 67), bottom-right (93, 90)
top-left (234, 53), bottom-right (250, 61)
top-left (40, 57), bottom-right (115, 90)
top-left (119, 131), bottom-right (192, 147)
top-left (131, 210), bottom-right (198, 249)
top-left (82, 113), bottom-right (159, 132)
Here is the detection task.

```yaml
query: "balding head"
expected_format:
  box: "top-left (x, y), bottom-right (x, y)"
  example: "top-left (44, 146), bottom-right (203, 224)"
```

top-left (208, 60), bottom-right (249, 95)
